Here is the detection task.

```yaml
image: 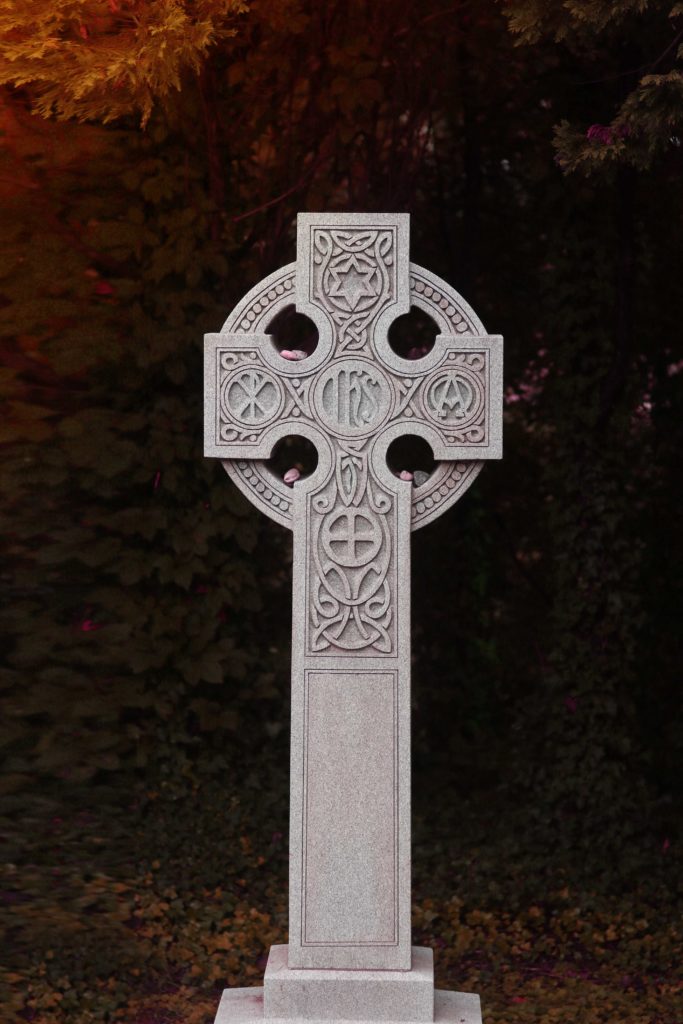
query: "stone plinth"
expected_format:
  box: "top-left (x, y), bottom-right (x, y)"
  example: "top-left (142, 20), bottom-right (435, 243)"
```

top-left (264, 945), bottom-right (434, 1022)
top-left (215, 989), bottom-right (482, 1024)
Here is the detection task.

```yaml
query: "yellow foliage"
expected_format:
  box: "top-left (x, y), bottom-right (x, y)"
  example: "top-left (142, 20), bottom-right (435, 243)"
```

top-left (0, 0), bottom-right (249, 124)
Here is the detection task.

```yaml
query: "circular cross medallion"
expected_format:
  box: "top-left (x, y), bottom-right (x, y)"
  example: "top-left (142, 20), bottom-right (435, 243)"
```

top-left (222, 368), bottom-right (283, 427)
top-left (321, 508), bottom-right (382, 568)
top-left (423, 368), bottom-right (482, 427)
top-left (314, 358), bottom-right (391, 438)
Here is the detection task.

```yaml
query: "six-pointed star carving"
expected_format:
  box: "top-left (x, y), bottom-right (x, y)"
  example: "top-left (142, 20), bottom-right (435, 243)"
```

top-left (329, 256), bottom-right (378, 310)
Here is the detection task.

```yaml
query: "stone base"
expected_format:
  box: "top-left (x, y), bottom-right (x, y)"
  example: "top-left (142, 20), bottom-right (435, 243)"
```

top-left (214, 988), bottom-right (481, 1024)
top-left (264, 945), bottom-right (434, 1022)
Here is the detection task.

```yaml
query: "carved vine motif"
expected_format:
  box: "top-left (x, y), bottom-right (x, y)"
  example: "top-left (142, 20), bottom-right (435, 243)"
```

top-left (309, 442), bottom-right (395, 654)
top-left (312, 228), bottom-right (395, 354)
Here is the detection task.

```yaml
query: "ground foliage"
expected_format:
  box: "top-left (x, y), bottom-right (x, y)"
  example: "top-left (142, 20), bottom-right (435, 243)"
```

top-left (1, 1), bottom-right (682, 1021)
top-left (3, 777), bottom-right (683, 1023)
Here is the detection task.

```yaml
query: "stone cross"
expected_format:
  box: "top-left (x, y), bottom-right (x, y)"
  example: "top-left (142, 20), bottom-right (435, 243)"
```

top-left (204, 213), bottom-right (502, 1024)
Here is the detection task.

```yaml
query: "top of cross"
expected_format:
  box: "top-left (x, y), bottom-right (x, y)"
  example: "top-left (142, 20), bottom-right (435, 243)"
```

top-left (204, 213), bottom-right (502, 531)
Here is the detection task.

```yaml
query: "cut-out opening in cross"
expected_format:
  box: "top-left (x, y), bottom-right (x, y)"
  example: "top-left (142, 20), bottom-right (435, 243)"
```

top-left (264, 429), bottom-right (440, 493)
top-left (267, 434), bottom-right (320, 483)
top-left (266, 305), bottom-right (319, 361)
top-left (387, 305), bottom-right (439, 360)
top-left (386, 434), bottom-right (436, 481)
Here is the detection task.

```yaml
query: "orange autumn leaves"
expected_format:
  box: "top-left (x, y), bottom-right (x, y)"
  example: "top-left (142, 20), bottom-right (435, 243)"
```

top-left (11, 865), bottom-right (683, 1024)
top-left (0, 0), bottom-right (248, 125)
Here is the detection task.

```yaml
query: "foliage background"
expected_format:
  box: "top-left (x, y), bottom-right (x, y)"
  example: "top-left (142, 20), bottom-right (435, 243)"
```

top-left (1, 1), bottom-right (682, 1021)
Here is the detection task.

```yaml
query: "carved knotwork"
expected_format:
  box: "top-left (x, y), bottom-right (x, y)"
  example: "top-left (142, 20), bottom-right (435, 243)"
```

top-left (309, 442), bottom-right (395, 654)
top-left (206, 215), bottom-right (502, 655)
top-left (311, 227), bottom-right (396, 354)
top-left (212, 259), bottom-right (497, 529)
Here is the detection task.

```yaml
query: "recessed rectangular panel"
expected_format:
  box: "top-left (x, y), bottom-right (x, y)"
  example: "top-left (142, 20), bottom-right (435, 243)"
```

top-left (303, 671), bottom-right (397, 946)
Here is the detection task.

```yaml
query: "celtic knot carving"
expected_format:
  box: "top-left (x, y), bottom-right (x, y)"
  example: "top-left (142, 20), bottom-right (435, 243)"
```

top-left (312, 228), bottom-right (395, 354)
top-left (309, 444), bottom-right (395, 654)
top-left (210, 242), bottom-right (501, 532)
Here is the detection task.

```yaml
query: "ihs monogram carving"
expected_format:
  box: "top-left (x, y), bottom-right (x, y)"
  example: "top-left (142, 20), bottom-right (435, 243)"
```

top-left (315, 360), bottom-right (392, 437)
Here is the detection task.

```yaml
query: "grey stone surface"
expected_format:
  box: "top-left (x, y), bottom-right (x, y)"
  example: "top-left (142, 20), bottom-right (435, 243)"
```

top-left (264, 945), bottom-right (434, 1022)
top-left (215, 988), bottom-right (482, 1024)
top-left (204, 212), bottom-right (502, 1015)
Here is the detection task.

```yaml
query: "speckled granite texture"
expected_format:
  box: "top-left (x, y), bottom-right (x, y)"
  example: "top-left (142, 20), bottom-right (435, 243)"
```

top-left (204, 212), bottom-right (502, 1020)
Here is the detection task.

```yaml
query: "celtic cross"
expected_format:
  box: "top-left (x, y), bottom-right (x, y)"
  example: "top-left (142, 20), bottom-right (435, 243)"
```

top-left (205, 214), bottom-right (502, 1018)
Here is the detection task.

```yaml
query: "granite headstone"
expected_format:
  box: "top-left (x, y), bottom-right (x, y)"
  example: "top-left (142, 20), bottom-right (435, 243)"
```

top-left (204, 212), bottom-right (503, 1024)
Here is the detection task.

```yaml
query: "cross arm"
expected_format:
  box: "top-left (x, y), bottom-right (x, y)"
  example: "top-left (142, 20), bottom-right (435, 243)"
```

top-left (204, 332), bottom-right (322, 461)
top-left (376, 332), bottom-right (504, 463)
